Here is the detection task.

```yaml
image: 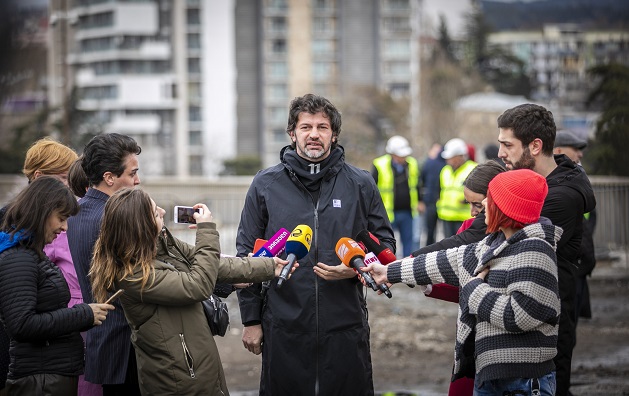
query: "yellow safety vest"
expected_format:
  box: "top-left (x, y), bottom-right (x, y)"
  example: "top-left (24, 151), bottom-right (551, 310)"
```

top-left (437, 160), bottom-right (477, 222)
top-left (373, 154), bottom-right (419, 222)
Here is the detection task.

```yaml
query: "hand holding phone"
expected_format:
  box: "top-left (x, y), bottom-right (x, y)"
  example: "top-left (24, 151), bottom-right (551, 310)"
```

top-left (105, 289), bottom-right (124, 304)
top-left (173, 206), bottom-right (204, 224)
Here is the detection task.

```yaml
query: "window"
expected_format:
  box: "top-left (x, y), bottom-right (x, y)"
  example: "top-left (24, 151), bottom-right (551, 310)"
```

top-left (312, 62), bottom-right (333, 80)
top-left (81, 37), bottom-right (113, 52)
top-left (385, 61), bottom-right (410, 78)
top-left (188, 82), bottom-right (201, 101)
top-left (189, 155), bottom-right (203, 176)
top-left (189, 106), bottom-right (201, 122)
top-left (313, 17), bottom-right (333, 34)
top-left (272, 128), bottom-right (287, 143)
top-left (312, 40), bottom-right (334, 56)
top-left (313, 0), bottom-right (333, 11)
top-left (188, 58), bottom-right (201, 74)
top-left (385, 0), bottom-right (409, 11)
top-left (267, 84), bottom-right (288, 100)
top-left (78, 11), bottom-right (114, 29)
top-left (187, 33), bottom-right (201, 49)
top-left (268, 62), bottom-right (288, 78)
top-left (268, 107), bottom-right (287, 124)
top-left (383, 17), bottom-right (409, 33)
top-left (267, 0), bottom-right (288, 11)
top-left (272, 39), bottom-right (287, 55)
top-left (270, 17), bottom-right (287, 33)
top-left (189, 130), bottom-right (202, 145)
top-left (384, 39), bottom-right (410, 57)
top-left (186, 9), bottom-right (200, 25)
top-left (80, 85), bottom-right (118, 100)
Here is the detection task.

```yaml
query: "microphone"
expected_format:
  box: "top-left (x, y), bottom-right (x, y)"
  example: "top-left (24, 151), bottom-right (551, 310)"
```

top-left (277, 225), bottom-right (312, 288)
top-left (354, 230), bottom-right (397, 264)
top-left (362, 252), bottom-right (393, 298)
top-left (253, 228), bottom-right (289, 257)
top-left (355, 229), bottom-right (413, 289)
top-left (335, 237), bottom-right (392, 298)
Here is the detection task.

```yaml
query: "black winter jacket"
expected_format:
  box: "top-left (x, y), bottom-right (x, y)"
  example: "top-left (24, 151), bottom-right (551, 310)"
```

top-left (0, 246), bottom-right (94, 380)
top-left (236, 146), bottom-right (394, 396)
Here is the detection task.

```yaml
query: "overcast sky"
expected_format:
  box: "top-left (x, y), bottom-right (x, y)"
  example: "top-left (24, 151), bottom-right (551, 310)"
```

top-left (423, 0), bottom-right (474, 38)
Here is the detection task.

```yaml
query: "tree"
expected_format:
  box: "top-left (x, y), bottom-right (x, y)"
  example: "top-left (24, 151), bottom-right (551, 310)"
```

top-left (584, 63), bottom-right (629, 176)
top-left (338, 86), bottom-right (410, 170)
top-left (436, 14), bottom-right (456, 63)
top-left (461, 2), bottom-right (531, 97)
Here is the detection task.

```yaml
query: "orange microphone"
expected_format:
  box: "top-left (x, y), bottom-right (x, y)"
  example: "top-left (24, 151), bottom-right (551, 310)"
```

top-left (335, 237), bottom-right (392, 298)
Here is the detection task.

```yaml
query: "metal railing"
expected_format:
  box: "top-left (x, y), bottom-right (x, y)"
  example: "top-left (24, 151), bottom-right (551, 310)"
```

top-left (1, 175), bottom-right (627, 258)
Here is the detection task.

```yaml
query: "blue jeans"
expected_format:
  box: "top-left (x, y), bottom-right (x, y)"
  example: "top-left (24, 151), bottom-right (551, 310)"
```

top-left (474, 372), bottom-right (556, 396)
top-left (392, 210), bottom-right (416, 257)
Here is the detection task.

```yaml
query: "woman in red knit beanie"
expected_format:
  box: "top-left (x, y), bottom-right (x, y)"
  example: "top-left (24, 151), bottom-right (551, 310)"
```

top-left (366, 169), bottom-right (563, 396)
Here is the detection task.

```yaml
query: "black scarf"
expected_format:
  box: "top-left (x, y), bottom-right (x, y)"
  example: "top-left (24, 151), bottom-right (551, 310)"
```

top-left (283, 147), bottom-right (343, 199)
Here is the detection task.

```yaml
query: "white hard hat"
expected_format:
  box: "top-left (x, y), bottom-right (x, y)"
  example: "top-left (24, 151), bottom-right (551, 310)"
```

top-left (386, 136), bottom-right (412, 157)
top-left (441, 138), bottom-right (468, 159)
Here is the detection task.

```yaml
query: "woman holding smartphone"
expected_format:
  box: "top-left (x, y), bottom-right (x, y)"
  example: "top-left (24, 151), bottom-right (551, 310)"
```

top-left (90, 188), bottom-right (292, 396)
top-left (0, 177), bottom-right (114, 396)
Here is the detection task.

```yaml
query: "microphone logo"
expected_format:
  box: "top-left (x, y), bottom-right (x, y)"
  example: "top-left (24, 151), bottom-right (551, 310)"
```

top-left (291, 227), bottom-right (312, 245)
top-left (336, 243), bottom-right (348, 260)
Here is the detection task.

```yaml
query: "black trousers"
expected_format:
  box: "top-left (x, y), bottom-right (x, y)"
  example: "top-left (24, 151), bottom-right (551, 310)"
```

top-left (5, 373), bottom-right (78, 396)
top-left (102, 346), bottom-right (140, 396)
top-left (554, 263), bottom-right (577, 396)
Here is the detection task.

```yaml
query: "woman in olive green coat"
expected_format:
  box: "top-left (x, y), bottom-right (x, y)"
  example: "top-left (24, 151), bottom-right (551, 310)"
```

top-left (90, 188), bottom-right (291, 395)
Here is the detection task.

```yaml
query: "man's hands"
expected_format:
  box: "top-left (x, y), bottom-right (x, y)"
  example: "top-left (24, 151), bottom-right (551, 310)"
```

top-left (313, 262), bottom-right (357, 280)
top-left (242, 324), bottom-right (263, 355)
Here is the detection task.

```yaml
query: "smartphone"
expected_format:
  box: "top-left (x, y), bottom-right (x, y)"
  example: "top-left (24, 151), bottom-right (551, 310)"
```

top-left (173, 206), bottom-right (203, 224)
top-left (105, 289), bottom-right (124, 304)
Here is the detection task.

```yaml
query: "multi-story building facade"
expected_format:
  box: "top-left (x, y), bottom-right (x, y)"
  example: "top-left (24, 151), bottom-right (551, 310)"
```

top-left (488, 24), bottom-right (629, 111)
top-left (48, 0), bottom-right (236, 177)
top-left (235, 0), bottom-right (421, 168)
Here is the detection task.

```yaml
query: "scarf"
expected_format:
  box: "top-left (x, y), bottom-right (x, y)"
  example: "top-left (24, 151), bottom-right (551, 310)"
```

top-left (282, 147), bottom-right (343, 196)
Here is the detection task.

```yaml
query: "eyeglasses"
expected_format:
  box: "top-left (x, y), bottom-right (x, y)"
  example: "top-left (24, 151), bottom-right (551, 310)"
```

top-left (464, 200), bottom-right (484, 211)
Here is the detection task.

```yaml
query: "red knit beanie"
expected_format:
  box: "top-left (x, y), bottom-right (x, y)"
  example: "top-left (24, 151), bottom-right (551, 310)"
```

top-left (488, 169), bottom-right (548, 224)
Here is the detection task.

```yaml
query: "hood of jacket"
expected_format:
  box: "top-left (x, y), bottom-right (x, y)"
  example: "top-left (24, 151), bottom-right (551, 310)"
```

top-left (549, 154), bottom-right (596, 213)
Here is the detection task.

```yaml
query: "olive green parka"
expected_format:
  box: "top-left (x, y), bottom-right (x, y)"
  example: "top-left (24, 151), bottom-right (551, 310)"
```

top-left (115, 222), bottom-right (276, 395)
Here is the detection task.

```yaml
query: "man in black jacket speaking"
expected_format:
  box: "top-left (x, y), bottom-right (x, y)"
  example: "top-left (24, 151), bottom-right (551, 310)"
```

top-left (412, 104), bottom-right (596, 396)
top-left (236, 94), bottom-right (395, 396)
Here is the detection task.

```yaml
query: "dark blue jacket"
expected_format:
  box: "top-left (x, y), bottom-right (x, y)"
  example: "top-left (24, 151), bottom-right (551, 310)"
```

top-left (67, 188), bottom-right (132, 384)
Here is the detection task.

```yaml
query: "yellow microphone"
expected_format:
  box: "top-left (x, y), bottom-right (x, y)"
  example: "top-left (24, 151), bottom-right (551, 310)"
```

top-left (277, 224), bottom-right (312, 288)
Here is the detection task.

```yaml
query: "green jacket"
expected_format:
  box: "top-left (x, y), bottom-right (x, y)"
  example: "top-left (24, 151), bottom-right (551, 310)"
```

top-left (437, 160), bottom-right (477, 222)
top-left (373, 154), bottom-right (420, 222)
top-left (115, 223), bottom-right (276, 395)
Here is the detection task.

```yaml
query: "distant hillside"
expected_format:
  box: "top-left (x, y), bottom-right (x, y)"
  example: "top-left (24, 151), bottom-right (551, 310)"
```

top-left (481, 0), bottom-right (629, 31)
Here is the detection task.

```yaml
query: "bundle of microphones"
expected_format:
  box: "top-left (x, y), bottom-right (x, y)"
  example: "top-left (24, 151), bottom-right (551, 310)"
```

top-left (252, 225), bottom-right (394, 298)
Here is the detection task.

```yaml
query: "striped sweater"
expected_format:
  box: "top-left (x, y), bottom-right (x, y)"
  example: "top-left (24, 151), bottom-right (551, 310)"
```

top-left (387, 222), bottom-right (562, 382)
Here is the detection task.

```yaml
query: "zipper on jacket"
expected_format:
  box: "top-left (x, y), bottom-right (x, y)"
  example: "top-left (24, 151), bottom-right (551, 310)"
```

top-left (179, 333), bottom-right (196, 379)
top-left (313, 198), bottom-right (320, 396)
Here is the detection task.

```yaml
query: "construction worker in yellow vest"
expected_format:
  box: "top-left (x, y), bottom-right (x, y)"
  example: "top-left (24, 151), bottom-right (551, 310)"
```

top-left (437, 138), bottom-right (477, 237)
top-left (371, 136), bottom-right (421, 257)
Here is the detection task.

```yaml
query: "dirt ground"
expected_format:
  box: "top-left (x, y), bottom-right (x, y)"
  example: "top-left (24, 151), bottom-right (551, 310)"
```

top-left (216, 258), bottom-right (629, 395)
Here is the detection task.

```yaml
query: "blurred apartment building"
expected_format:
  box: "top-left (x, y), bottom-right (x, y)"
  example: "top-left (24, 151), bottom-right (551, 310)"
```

top-left (46, 0), bottom-right (421, 175)
top-left (48, 0), bottom-right (236, 177)
top-left (488, 24), bottom-right (629, 111)
top-left (235, 0), bottom-right (421, 167)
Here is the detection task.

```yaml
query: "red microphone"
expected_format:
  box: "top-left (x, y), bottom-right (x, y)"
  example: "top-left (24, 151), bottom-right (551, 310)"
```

top-left (354, 230), bottom-right (397, 264)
